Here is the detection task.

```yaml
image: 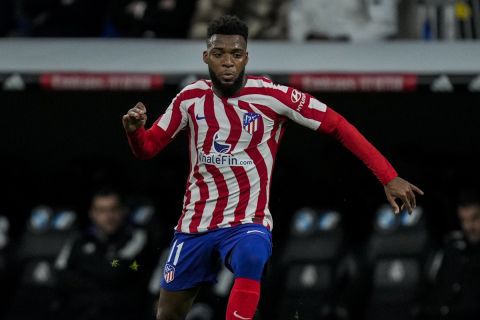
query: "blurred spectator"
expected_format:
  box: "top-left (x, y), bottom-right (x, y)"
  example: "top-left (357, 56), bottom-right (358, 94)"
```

top-left (289, 0), bottom-right (399, 41)
top-left (19, 0), bottom-right (108, 37)
top-left (418, 189), bottom-right (480, 320)
top-left (53, 186), bottom-right (155, 320)
top-left (189, 0), bottom-right (287, 39)
top-left (108, 0), bottom-right (197, 38)
top-left (0, 0), bottom-right (15, 36)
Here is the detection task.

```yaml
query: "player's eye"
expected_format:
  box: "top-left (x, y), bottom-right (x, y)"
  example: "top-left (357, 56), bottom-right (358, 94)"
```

top-left (233, 53), bottom-right (243, 59)
top-left (212, 52), bottom-right (222, 58)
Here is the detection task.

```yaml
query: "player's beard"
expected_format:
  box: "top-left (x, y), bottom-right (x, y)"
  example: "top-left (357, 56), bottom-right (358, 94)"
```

top-left (209, 67), bottom-right (245, 97)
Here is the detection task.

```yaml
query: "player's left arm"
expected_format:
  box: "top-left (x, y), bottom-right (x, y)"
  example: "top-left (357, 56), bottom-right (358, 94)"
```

top-left (269, 84), bottom-right (424, 214)
top-left (319, 107), bottom-right (424, 214)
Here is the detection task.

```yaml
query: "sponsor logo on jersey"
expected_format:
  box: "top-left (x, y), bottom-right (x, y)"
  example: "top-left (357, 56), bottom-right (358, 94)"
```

top-left (243, 112), bottom-right (261, 134)
top-left (164, 263), bottom-right (175, 283)
top-left (291, 89), bottom-right (302, 103)
top-left (198, 133), bottom-right (254, 167)
top-left (196, 114), bottom-right (206, 120)
top-left (213, 134), bottom-right (231, 153)
top-left (291, 89), bottom-right (306, 112)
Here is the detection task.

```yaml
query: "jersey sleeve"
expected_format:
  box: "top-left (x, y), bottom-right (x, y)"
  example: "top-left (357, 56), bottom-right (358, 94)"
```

top-left (264, 83), bottom-right (397, 185)
top-left (264, 83), bottom-right (328, 130)
top-left (126, 91), bottom-right (188, 160)
top-left (156, 91), bottom-right (189, 139)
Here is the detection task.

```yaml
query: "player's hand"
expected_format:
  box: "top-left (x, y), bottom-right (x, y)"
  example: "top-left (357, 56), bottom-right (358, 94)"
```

top-left (384, 177), bottom-right (424, 214)
top-left (123, 102), bottom-right (147, 133)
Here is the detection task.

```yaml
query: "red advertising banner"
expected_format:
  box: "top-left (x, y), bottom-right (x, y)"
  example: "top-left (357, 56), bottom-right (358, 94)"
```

top-left (290, 73), bottom-right (418, 92)
top-left (40, 73), bottom-right (165, 90)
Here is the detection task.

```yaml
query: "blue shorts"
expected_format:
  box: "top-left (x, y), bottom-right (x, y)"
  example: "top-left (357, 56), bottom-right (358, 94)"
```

top-left (160, 223), bottom-right (272, 291)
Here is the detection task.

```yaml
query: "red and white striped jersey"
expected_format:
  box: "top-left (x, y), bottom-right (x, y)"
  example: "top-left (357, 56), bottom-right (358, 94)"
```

top-left (155, 75), bottom-right (329, 233)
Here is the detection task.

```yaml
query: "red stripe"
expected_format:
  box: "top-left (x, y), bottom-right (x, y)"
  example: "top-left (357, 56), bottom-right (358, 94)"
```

top-left (265, 121), bottom-right (285, 230)
top-left (203, 95), bottom-right (229, 229)
top-left (202, 92), bottom-right (216, 154)
top-left (176, 104), bottom-right (197, 232)
top-left (223, 101), bottom-right (251, 226)
top-left (188, 91), bottom-right (221, 232)
top-left (207, 167), bottom-right (229, 229)
top-left (237, 101), bottom-right (268, 224)
top-left (185, 103), bottom-right (208, 233)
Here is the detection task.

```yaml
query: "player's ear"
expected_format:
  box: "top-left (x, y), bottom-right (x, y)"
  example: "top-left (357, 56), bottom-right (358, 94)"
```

top-left (203, 50), bottom-right (208, 64)
top-left (245, 51), bottom-right (249, 65)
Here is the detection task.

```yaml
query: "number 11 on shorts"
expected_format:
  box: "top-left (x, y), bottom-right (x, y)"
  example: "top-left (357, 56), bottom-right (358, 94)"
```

top-left (167, 240), bottom-right (184, 266)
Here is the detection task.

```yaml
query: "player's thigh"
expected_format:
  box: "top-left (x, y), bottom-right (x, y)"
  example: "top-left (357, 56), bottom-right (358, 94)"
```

top-left (156, 287), bottom-right (200, 320)
top-left (221, 225), bottom-right (273, 279)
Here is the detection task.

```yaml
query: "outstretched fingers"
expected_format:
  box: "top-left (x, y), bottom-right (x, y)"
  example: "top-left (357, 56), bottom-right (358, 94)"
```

top-left (386, 193), bottom-right (400, 214)
top-left (410, 183), bottom-right (425, 195)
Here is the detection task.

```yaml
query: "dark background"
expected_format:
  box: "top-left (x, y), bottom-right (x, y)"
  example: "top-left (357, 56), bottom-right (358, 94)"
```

top-left (3, 85), bottom-right (480, 248)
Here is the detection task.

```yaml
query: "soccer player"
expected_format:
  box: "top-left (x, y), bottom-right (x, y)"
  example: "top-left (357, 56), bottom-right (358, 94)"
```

top-left (122, 15), bottom-right (424, 320)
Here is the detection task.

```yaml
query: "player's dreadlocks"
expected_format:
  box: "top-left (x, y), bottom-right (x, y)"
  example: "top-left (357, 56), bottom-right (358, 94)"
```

top-left (207, 15), bottom-right (248, 44)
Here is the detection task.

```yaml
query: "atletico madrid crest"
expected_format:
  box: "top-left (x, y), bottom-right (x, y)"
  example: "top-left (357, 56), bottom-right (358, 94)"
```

top-left (243, 112), bottom-right (261, 135)
top-left (164, 263), bottom-right (175, 283)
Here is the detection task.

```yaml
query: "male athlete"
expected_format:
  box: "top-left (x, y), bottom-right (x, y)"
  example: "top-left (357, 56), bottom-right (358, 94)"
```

top-left (123, 15), bottom-right (423, 320)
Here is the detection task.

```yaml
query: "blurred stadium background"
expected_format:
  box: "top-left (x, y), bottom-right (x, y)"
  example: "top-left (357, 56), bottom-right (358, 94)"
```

top-left (1, 0), bottom-right (480, 319)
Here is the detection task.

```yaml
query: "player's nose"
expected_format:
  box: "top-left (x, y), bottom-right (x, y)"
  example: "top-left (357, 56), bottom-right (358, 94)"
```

top-left (222, 55), bottom-right (234, 67)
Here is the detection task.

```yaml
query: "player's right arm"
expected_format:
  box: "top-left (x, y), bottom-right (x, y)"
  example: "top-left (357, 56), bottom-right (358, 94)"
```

top-left (123, 92), bottom-right (188, 159)
top-left (123, 102), bottom-right (170, 160)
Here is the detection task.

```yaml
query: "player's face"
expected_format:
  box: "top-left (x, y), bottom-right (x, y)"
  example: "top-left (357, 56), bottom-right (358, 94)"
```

top-left (89, 194), bottom-right (126, 236)
top-left (458, 204), bottom-right (480, 244)
top-left (203, 34), bottom-right (248, 97)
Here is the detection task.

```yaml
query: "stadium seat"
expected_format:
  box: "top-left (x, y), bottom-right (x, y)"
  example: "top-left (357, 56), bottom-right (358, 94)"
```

top-left (6, 206), bottom-right (78, 320)
top-left (127, 196), bottom-right (166, 250)
top-left (362, 205), bottom-right (433, 320)
top-left (276, 208), bottom-right (348, 319)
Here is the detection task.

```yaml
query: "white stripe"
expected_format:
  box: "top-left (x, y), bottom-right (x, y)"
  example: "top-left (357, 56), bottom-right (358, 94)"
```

top-left (167, 239), bottom-right (177, 263)
top-left (157, 101), bottom-right (173, 131)
top-left (183, 80), bottom-right (211, 91)
top-left (197, 168), bottom-right (216, 230)
top-left (309, 97), bottom-right (327, 112)
top-left (211, 98), bottom-right (242, 228)
top-left (179, 97), bottom-right (206, 232)
top-left (228, 100), bottom-right (262, 223)
top-left (177, 103), bottom-right (198, 232)
top-left (191, 94), bottom-right (216, 231)
top-left (173, 241), bottom-right (183, 266)
top-left (274, 121), bottom-right (284, 143)
top-left (246, 103), bottom-right (275, 229)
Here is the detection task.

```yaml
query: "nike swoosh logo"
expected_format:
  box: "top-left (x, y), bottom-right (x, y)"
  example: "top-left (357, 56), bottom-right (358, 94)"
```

top-left (233, 311), bottom-right (251, 320)
top-left (196, 114), bottom-right (206, 120)
top-left (246, 230), bottom-right (265, 234)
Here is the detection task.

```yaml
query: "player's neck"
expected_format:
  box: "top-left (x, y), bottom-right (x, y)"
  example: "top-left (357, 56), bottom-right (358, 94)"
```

top-left (212, 74), bottom-right (247, 98)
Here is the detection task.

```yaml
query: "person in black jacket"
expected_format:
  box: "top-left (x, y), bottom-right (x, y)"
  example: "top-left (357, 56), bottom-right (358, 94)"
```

top-left (419, 189), bottom-right (480, 320)
top-left (54, 187), bottom-right (154, 320)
